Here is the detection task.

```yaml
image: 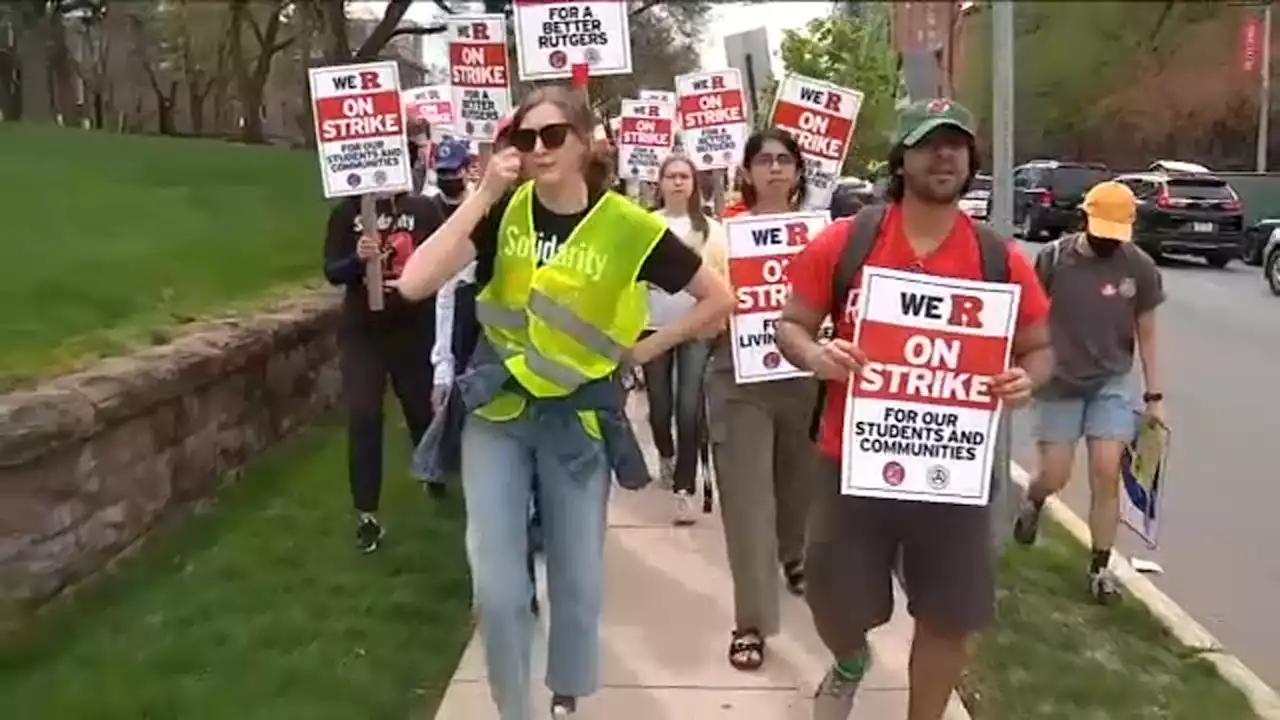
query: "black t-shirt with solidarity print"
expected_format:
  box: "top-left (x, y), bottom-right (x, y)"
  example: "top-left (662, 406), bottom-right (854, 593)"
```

top-left (470, 189), bottom-right (701, 294)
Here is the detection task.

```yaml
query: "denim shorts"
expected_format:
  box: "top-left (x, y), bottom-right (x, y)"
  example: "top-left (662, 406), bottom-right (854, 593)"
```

top-left (1033, 374), bottom-right (1138, 444)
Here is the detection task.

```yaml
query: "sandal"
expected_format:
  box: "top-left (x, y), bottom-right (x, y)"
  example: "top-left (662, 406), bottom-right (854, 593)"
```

top-left (783, 560), bottom-right (806, 597)
top-left (728, 628), bottom-right (765, 671)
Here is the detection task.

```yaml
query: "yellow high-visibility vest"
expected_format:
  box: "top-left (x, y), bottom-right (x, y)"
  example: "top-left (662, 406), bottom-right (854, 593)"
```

top-left (474, 181), bottom-right (666, 424)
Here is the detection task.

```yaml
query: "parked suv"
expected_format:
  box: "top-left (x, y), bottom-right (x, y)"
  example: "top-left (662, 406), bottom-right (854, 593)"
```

top-left (1113, 171), bottom-right (1246, 267)
top-left (1013, 161), bottom-right (1112, 241)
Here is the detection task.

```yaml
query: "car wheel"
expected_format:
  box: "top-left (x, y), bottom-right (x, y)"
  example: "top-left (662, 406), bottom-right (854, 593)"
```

top-left (1267, 250), bottom-right (1280, 296)
top-left (1243, 237), bottom-right (1263, 266)
top-left (1205, 251), bottom-right (1232, 269)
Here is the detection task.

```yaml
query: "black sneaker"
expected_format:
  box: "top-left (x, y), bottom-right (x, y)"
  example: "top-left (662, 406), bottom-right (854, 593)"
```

top-left (356, 517), bottom-right (383, 553)
top-left (1012, 499), bottom-right (1042, 546)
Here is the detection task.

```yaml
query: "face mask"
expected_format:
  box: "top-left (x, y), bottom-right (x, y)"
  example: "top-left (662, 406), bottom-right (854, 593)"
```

top-left (438, 177), bottom-right (466, 198)
top-left (1086, 234), bottom-right (1122, 259)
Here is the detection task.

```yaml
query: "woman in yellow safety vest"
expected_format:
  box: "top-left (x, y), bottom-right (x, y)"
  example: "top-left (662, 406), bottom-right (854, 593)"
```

top-left (394, 86), bottom-right (734, 720)
top-left (700, 128), bottom-right (821, 672)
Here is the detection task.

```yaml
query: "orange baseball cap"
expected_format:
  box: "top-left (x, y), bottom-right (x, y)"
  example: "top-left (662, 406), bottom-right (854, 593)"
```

top-left (1082, 181), bottom-right (1137, 242)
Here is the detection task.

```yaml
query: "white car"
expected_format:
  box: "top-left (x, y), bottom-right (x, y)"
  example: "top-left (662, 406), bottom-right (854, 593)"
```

top-left (1264, 227), bottom-right (1280, 296)
top-left (959, 174), bottom-right (991, 220)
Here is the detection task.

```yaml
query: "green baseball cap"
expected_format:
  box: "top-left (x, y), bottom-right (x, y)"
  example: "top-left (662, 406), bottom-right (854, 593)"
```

top-left (895, 98), bottom-right (976, 147)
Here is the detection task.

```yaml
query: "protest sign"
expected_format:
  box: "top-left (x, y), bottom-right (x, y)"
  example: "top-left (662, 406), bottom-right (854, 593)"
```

top-left (638, 89), bottom-right (677, 107)
top-left (841, 267), bottom-right (1020, 505)
top-left (309, 60), bottom-right (411, 199)
top-left (725, 211), bottom-right (831, 385)
top-left (1121, 413), bottom-right (1170, 548)
top-left (770, 74), bottom-right (862, 209)
top-left (513, 0), bottom-right (632, 81)
top-left (402, 84), bottom-right (455, 135)
top-left (675, 69), bottom-right (749, 171)
top-left (447, 15), bottom-right (512, 142)
top-left (617, 99), bottom-right (675, 183)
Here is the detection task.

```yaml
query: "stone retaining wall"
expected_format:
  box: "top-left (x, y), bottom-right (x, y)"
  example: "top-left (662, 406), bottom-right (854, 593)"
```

top-left (0, 290), bottom-right (343, 607)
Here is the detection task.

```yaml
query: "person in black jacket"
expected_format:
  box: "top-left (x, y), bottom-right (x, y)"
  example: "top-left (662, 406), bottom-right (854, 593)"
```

top-left (323, 139), bottom-right (446, 553)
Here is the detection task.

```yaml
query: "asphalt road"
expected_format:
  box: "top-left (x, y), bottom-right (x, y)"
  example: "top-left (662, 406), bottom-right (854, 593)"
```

top-left (1008, 240), bottom-right (1280, 688)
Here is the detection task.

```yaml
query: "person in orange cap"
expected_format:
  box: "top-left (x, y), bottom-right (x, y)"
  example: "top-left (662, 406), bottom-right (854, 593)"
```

top-left (1016, 180), bottom-right (1166, 605)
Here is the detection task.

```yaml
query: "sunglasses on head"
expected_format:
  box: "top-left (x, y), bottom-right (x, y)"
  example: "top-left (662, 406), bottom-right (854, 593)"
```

top-left (510, 123), bottom-right (574, 153)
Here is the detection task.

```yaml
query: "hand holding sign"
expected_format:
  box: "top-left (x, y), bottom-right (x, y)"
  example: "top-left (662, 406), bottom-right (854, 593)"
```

top-left (989, 367), bottom-right (1033, 407)
top-left (806, 338), bottom-right (867, 382)
top-left (480, 146), bottom-right (522, 203)
top-left (356, 235), bottom-right (380, 261)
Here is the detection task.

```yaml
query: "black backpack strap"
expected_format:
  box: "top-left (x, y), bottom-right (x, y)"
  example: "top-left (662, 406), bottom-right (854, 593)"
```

top-left (973, 221), bottom-right (1010, 283)
top-left (831, 204), bottom-right (888, 320)
top-left (810, 205), bottom-right (886, 442)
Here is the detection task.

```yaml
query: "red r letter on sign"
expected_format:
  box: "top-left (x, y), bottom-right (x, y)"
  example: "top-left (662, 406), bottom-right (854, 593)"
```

top-left (472, 23), bottom-right (490, 40)
top-left (359, 71), bottom-right (381, 90)
top-left (947, 294), bottom-right (985, 329)
top-left (785, 222), bottom-right (809, 246)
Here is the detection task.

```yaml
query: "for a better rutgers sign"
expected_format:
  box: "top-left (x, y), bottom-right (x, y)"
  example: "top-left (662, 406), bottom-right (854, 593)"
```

top-left (617, 99), bottom-right (674, 183)
top-left (309, 60), bottom-right (411, 198)
top-left (675, 69), bottom-right (749, 171)
top-left (448, 15), bottom-right (512, 142)
top-left (770, 74), bottom-right (863, 209)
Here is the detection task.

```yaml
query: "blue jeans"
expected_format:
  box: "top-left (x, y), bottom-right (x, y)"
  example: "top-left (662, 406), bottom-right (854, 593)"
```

top-left (1033, 374), bottom-right (1138, 444)
top-left (461, 414), bottom-right (610, 720)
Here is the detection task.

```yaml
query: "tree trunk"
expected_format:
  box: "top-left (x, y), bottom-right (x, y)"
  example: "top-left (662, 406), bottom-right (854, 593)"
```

top-left (17, 10), bottom-right (53, 122)
top-left (0, 44), bottom-right (17, 120)
top-left (156, 79), bottom-right (177, 135)
top-left (322, 0), bottom-right (349, 63)
top-left (188, 83), bottom-right (205, 134)
top-left (240, 81), bottom-right (264, 142)
top-left (49, 19), bottom-right (81, 127)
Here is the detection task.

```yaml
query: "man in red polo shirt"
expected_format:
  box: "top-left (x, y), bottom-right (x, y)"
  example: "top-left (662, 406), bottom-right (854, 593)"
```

top-left (775, 99), bottom-right (1052, 720)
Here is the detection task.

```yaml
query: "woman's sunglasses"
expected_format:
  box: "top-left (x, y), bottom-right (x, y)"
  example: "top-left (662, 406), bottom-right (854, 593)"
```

top-left (509, 123), bottom-right (573, 153)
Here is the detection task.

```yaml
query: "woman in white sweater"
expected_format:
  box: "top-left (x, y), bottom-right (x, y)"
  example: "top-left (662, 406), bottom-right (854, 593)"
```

top-left (643, 155), bottom-right (725, 524)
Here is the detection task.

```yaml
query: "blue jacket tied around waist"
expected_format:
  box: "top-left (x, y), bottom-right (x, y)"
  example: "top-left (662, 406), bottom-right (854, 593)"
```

top-left (411, 335), bottom-right (652, 490)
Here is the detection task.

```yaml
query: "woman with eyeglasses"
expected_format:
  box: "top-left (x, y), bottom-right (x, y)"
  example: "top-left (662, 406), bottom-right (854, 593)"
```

top-left (700, 128), bottom-right (821, 672)
top-left (643, 155), bottom-right (724, 525)
top-left (394, 87), bottom-right (735, 720)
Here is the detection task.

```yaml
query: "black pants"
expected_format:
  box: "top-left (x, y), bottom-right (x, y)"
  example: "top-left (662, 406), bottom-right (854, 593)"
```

top-left (641, 335), bottom-right (711, 494)
top-left (340, 309), bottom-right (435, 513)
top-left (450, 282), bottom-right (480, 372)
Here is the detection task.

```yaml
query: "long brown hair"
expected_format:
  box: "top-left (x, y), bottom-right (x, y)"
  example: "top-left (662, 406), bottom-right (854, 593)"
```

top-left (509, 85), bottom-right (613, 195)
top-left (652, 155), bottom-right (709, 236)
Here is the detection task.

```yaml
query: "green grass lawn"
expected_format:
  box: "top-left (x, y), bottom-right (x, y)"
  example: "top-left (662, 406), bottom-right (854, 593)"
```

top-left (0, 124), bottom-right (330, 387)
top-left (0, 417), bottom-right (473, 720)
top-left (962, 518), bottom-right (1255, 719)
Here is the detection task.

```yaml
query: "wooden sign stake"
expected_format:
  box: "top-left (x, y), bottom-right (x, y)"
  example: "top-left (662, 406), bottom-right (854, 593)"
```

top-left (359, 194), bottom-right (385, 312)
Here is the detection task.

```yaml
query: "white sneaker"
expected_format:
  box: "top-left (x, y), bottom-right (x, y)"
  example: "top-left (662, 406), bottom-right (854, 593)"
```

top-left (674, 490), bottom-right (696, 526)
top-left (657, 456), bottom-right (675, 489)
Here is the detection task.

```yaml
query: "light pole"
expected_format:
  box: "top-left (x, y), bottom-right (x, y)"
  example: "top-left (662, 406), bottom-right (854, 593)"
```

top-left (1258, 1), bottom-right (1272, 172)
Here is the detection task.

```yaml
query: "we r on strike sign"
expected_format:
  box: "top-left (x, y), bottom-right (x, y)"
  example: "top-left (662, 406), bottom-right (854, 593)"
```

top-left (725, 211), bottom-right (831, 385)
top-left (617, 99), bottom-right (674, 183)
top-left (676, 69), bottom-right (748, 171)
top-left (770, 74), bottom-right (863, 209)
top-left (841, 267), bottom-right (1020, 506)
top-left (309, 60), bottom-right (411, 199)
top-left (448, 15), bottom-right (512, 141)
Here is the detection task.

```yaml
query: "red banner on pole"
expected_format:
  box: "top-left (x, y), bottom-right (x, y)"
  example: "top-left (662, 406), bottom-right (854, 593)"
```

top-left (1240, 13), bottom-right (1262, 73)
top-left (571, 63), bottom-right (590, 90)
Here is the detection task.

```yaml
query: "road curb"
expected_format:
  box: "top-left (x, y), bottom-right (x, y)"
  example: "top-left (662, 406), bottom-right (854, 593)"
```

top-left (1009, 464), bottom-right (1280, 719)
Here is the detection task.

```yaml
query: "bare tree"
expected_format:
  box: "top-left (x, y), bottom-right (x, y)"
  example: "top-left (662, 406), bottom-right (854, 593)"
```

top-left (125, 7), bottom-right (179, 135)
top-left (228, 0), bottom-right (296, 143)
top-left (167, 0), bottom-right (233, 135)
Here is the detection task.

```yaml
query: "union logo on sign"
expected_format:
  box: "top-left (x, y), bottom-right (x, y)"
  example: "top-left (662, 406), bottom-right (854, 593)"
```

top-left (549, 50), bottom-right (568, 69)
top-left (373, 170), bottom-right (387, 186)
top-left (926, 464), bottom-right (950, 490)
top-left (346, 173), bottom-right (361, 188)
top-left (883, 461), bottom-right (905, 487)
top-left (763, 351), bottom-right (781, 369)
top-left (584, 47), bottom-right (601, 66)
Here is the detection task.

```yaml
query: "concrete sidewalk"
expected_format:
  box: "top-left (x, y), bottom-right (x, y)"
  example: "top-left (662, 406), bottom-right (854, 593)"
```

top-left (432, 472), bottom-right (971, 718)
